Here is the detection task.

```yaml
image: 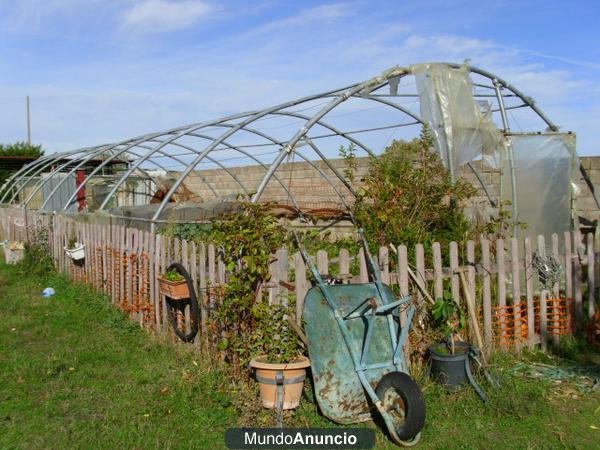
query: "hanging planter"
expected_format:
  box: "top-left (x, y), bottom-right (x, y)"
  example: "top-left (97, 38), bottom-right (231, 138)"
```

top-left (64, 243), bottom-right (85, 261)
top-left (158, 269), bottom-right (191, 300)
top-left (249, 355), bottom-right (311, 410)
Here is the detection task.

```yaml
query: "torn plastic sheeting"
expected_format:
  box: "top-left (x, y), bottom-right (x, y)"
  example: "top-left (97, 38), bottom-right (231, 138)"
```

top-left (507, 133), bottom-right (577, 241)
top-left (412, 63), bottom-right (503, 172)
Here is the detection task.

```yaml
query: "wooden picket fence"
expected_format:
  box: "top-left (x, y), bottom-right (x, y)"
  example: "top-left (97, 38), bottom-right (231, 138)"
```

top-left (0, 206), bottom-right (597, 355)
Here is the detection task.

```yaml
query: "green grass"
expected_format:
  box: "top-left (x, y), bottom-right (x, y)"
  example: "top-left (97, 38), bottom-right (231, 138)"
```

top-left (0, 259), bottom-right (235, 449)
top-left (1, 254), bottom-right (599, 449)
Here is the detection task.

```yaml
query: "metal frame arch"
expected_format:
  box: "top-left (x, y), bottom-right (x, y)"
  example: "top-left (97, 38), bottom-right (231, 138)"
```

top-left (96, 82), bottom-right (369, 219)
top-left (5, 145), bottom-right (112, 205)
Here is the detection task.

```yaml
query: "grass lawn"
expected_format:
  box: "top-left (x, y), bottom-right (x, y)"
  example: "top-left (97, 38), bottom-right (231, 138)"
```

top-left (1, 255), bottom-right (599, 449)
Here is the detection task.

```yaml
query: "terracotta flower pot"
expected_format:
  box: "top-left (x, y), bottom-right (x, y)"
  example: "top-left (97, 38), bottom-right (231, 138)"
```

top-left (250, 355), bottom-right (311, 410)
top-left (157, 276), bottom-right (190, 300)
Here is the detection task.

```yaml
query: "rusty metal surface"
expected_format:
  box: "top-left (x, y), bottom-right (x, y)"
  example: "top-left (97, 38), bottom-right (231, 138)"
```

top-left (303, 283), bottom-right (398, 423)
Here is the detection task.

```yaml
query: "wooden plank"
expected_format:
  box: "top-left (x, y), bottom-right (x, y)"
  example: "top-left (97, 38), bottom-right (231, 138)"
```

top-left (149, 231), bottom-right (158, 329)
top-left (159, 234), bottom-right (168, 331)
top-left (358, 248), bottom-right (368, 283)
top-left (511, 237), bottom-right (522, 346)
top-left (540, 289), bottom-right (548, 351)
top-left (551, 233), bottom-right (560, 346)
top-left (277, 247), bottom-right (289, 307)
top-left (208, 243), bottom-right (216, 312)
top-left (295, 252), bottom-right (308, 323)
top-left (415, 244), bottom-right (425, 304)
top-left (398, 245), bottom-right (408, 297)
top-left (450, 241), bottom-right (459, 303)
top-left (269, 250), bottom-right (280, 305)
top-left (379, 246), bottom-right (390, 285)
top-left (524, 237), bottom-right (535, 348)
top-left (552, 233), bottom-right (560, 299)
top-left (317, 250), bottom-right (328, 276)
top-left (573, 230), bottom-right (583, 330)
top-left (119, 226), bottom-right (126, 306)
top-left (432, 242), bottom-right (443, 300)
top-left (466, 240), bottom-right (476, 306)
top-left (181, 239), bottom-right (191, 337)
top-left (198, 242), bottom-right (208, 352)
top-left (588, 233), bottom-right (596, 319)
top-left (481, 238), bottom-right (492, 350)
top-left (497, 238), bottom-right (507, 347)
top-left (564, 231), bottom-right (573, 300)
top-left (339, 249), bottom-right (350, 283)
top-left (190, 241), bottom-right (200, 348)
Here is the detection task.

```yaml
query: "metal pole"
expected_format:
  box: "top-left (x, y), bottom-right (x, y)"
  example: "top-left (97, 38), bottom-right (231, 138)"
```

top-left (493, 79), bottom-right (518, 237)
top-left (26, 96), bottom-right (31, 145)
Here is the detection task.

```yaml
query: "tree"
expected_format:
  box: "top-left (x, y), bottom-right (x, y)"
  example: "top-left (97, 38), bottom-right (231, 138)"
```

top-left (0, 142), bottom-right (44, 189)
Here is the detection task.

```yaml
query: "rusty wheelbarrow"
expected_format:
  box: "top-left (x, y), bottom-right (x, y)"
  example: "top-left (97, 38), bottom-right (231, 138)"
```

top-left (300, 231), bottom-right (426, 446)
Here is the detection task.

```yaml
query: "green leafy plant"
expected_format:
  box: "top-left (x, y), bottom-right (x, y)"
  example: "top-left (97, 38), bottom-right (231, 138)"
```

top-left (162, 269), bottom-right (184, 282)
top-left (67, 232), bottom-right (78, 250)
top-left (338, 142), bottom-right (358, 185)
top-left (210, 203), bottom-right (292, 370)
top-left (432, 290), bottom-right (466, 354)
top-left (23, 224), bottom-right (54, 276)
top-left (352, 126), bottom-right (476, 255)
top-left (248, 301), bottom-right (303, 364)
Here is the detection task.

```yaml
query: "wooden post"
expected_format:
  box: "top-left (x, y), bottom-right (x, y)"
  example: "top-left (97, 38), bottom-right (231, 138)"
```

top-left (481, 239), bottom-right (494, 352)
top-left (379, 246), bottom-right (390, 285)
top-left (199, 243), bottom-right (208, 352)
top-left (398, 245), bottom-right (408, 297)
top-left (573, 231), bottom-right (583, 330)
top-left (497, 238), bottom-right (507, 347)
top-left (295, 252), bottom-right (308, 323)
top-left (551, 234), bottom-right (560, 346)
top-left (511, 237), bottom-right (522, 346)
top-left (358, 248), bottom-right (368, 283)
top-left (564, 231), bottom-right (573, 301)
top-left (415, 244), bottom-right (425, 304)
top-left (277, 247), bottom-right (289, 308)
top-left (339, 249), bottom-right (350, 284)
top-left (587, 233), bottom-right (596, 319)
top-left (317, 250), bottom-right (328, 276)
top-left (540, 289), bottom-right (548, 351)
top-left (432, 242), bottom-right (443, 300)
top-left (450, 241), bottom-right (459, 303)
top-left (524, 237), bottom-right (535, 348)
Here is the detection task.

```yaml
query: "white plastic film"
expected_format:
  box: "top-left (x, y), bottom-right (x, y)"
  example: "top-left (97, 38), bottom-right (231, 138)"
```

top-left (507, 133), bottom-right (576, 240)
top-left (412, 63), bottom-right (503, 174)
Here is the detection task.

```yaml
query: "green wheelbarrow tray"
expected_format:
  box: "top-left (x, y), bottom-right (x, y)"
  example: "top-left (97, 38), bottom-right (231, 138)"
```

top-left (304, 282), bottom-right (409, 423)
top-left (296, 229), bottom-right (425, 446)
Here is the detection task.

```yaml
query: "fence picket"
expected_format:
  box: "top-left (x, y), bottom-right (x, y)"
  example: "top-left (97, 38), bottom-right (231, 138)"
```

top-left (433, 242), bottom-right (443, 300)
top-left (524, 237), bottom-right (535, 348)
top-left (588, 233), bottom-right (596, 318)
top-left (497, 238), bottom-right (506, 346)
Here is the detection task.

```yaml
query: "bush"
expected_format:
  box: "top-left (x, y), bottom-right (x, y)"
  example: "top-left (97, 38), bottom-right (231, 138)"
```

top-left (352, 127), bottom-right (476, 254)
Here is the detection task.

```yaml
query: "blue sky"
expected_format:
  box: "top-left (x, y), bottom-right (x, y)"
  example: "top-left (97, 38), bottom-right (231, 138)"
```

top-left (1, 0), bottom-right (599, 154)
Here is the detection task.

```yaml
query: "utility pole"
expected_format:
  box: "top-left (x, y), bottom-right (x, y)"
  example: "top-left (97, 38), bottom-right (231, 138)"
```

top-left (26, 96), bottom-right (32, 145)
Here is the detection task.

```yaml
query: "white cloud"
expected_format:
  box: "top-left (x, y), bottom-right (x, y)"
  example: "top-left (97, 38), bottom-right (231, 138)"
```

top-left (121, 0), bottom-right (212, 33)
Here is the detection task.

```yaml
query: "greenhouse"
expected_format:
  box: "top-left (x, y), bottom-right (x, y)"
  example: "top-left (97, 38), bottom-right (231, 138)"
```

top-left (0, 62), bottom-right (587, 239)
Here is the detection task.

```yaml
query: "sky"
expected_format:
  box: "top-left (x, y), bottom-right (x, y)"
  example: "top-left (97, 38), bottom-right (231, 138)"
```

top-left (1, 0), bottom-right (599, 155)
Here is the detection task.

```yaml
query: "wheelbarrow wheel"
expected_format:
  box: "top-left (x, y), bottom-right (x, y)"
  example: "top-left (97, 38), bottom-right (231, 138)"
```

top-left (376, 371), bottom-right (425, 446)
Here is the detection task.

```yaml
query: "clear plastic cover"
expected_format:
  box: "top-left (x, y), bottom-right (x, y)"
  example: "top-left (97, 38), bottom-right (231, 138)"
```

top-left (412, 63), bottom-right (503, 172)
top-left (506, 133), bottom-right (577, 240)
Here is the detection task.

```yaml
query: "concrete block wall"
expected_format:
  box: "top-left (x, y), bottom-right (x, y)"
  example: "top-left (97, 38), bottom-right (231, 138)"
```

top-left (182, 155), bottom-right (599, 223)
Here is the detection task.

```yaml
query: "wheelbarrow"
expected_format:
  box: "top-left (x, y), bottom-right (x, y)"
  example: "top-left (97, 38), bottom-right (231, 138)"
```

top-left (299, 231), bottom-right (426, 446)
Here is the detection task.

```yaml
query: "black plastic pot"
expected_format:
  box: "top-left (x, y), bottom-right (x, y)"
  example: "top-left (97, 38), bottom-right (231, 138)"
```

top-left (429, 342), bottom-right (471, 391)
